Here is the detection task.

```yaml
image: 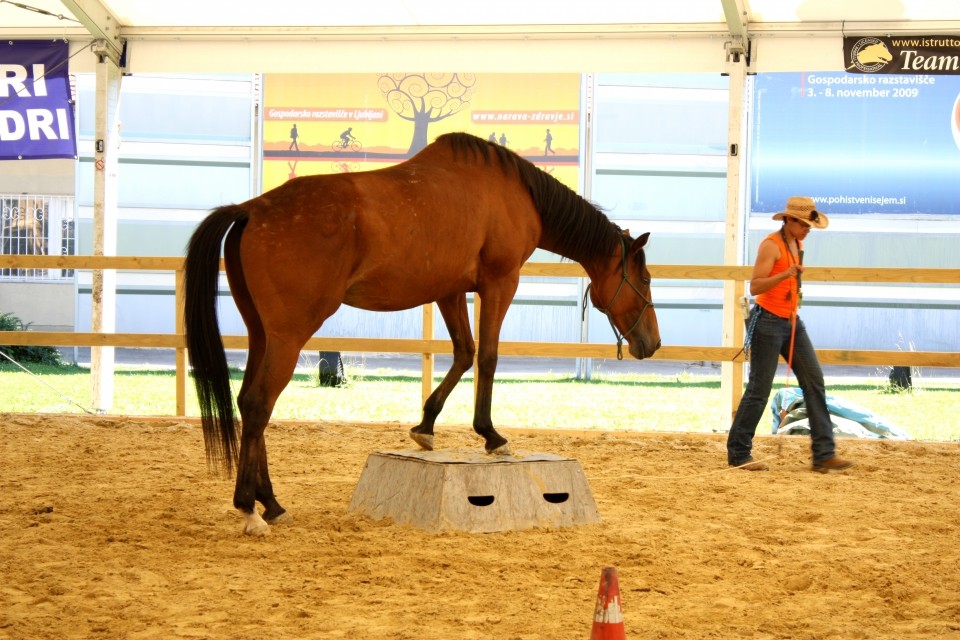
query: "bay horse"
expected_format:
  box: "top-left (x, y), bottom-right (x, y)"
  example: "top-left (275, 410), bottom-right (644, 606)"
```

top-left (184, 132), bottom-right (660, 535)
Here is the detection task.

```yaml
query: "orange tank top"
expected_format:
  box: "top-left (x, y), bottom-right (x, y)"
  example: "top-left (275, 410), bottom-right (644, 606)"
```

top-left (756, 231), bottom-right (802, 319)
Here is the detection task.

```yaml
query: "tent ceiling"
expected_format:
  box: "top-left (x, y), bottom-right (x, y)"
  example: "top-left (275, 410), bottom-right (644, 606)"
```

top-left (6, 0), bottom-right (959, 31)
top-left (4, 0), bottom-right (960, 73)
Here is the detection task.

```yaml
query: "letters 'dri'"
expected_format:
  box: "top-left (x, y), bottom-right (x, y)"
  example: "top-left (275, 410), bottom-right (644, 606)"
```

top-left (1, 63), bottom-right (72, 142)
top-left (0, 41), bottom-right (77, 160)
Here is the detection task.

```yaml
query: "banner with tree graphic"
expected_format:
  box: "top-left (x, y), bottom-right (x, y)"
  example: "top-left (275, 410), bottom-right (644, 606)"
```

top-left (261, 73), bottom-right (580, 192)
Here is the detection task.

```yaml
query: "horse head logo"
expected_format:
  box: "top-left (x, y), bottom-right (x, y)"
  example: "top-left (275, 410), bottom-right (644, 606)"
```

top-left (847, 38), bottom-right (893, 72)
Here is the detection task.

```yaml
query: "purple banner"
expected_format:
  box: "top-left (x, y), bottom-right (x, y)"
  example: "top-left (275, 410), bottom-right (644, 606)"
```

top-left (1, 40), bottom-right (77, 160)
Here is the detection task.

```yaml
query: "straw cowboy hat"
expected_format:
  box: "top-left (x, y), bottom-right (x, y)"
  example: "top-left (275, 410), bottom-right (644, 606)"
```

top-left (772, 196), bottom-right (829, 229)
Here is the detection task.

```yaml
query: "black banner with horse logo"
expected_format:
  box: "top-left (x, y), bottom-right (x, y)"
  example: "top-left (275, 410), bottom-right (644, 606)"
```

top-left (844, 35), bottom-right (960, 74)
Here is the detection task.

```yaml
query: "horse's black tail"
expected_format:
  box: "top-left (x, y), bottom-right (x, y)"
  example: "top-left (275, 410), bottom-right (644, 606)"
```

top-left (184, 204), bottom-right (248, 477)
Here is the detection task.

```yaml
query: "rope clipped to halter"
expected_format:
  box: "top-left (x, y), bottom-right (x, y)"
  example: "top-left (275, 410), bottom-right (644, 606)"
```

top-left (582, 233), bottom-right (654, 360)
top-left (743, 304), bottom-right (760, 360)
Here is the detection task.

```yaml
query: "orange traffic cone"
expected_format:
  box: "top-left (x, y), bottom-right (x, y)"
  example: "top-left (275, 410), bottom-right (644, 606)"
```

top-left (590, 566), bottom-right (626, 640)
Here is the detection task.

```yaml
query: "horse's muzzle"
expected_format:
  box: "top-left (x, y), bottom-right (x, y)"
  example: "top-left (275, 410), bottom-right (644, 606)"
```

top-left (629, 338), bottom-right (661, 360)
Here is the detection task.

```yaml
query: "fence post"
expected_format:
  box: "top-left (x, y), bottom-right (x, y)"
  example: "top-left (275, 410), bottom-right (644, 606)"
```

top-left (473, 294), bottom-right (481, 400)
top-left (175, 266), bottom-right (187, 416)
top-left (720, 280), bottom-right (746, 427)
top-left (422, 303), bottom-right (434, 406)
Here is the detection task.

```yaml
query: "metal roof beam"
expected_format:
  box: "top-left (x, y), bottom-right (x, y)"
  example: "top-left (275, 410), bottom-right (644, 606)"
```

top-left (721, 0), bottom-right (750, 41)
top-left (721, 0), bottom-right (750, 63)
top-left (58, 0), bottom-right (124, 65)
top-left (116, 22), bottom-right (732, 40)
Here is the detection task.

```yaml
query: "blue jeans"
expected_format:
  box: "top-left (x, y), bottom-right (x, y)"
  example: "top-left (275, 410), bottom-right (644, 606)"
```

top-left (727, 307), bottom-right (837, 465)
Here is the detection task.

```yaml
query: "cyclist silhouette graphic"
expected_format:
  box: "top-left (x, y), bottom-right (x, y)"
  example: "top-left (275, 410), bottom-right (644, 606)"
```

top-left (331, 128), bottom-right (362, 152)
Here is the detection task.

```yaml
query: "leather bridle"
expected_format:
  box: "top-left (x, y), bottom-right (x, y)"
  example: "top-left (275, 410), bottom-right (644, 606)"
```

top-left (582, 233), bottom-right (655, 360)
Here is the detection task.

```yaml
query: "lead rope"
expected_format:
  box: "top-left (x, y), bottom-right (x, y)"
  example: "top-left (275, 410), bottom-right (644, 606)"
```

top-left (742, 306), bottom-right (759, 360)
top-left (0, 348), bottom-right (95, 414)
top-left (582, 234), bottom-right (630, 360)
top-left (582, 283), bottom-right (626, 360)
top-left (779, 236), bottom-right (803, 428)
top-left (783, 243), bottom-right (803, 386)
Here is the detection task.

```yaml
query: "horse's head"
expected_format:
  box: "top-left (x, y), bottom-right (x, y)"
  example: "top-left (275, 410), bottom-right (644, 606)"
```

top-left (588, 229), bottom-right (661, 360)
top-left (857, 42), bottom-right (893, 65)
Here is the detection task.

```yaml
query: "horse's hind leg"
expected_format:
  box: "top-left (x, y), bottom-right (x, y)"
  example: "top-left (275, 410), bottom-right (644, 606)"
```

top-left (233, 341), bottom-right (302, 535)
top-left (225, 232), bottom-right (290, 532)
top-left (256, 431), bottom-right (289, 524)
top-left (232, 327), bottom-right (287, 525)
top-left (410, 293), bottom-right (475, 450)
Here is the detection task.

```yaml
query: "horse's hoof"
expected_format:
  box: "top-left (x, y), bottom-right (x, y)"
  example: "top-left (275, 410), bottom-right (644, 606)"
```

top-left (410, 431), bottom-right (434, 451)
top-left (486, 443), bottom-right (512, 456)
top-left (265, 510), bottom-right (291, 525)
top-left (242, 510), bottom-right (270, 536)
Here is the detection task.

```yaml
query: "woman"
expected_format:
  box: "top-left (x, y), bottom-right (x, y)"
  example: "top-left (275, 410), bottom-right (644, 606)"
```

top-left (727, 196), bottom-right (854, 473)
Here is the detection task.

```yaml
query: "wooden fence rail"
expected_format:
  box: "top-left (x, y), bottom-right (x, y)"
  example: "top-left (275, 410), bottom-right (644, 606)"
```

top-left (1, 254), bottom-right (958, 419)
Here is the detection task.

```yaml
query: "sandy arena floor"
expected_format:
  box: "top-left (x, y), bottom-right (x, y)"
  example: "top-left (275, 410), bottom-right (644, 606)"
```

top-left (2, 413), bottom-right (959, 639)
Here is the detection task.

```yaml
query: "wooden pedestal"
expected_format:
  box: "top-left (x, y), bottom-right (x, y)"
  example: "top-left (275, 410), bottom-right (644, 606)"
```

top-left (348, 449), bottom-right (601, 533)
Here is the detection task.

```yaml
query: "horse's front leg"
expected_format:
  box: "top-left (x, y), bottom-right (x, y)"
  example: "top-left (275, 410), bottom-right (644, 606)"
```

top-left (471, 289), bottom-right (514, 455)
top-left (473, 343), bottom-right (510, 454)
top-left (410, 294), bottom-right (475, 450)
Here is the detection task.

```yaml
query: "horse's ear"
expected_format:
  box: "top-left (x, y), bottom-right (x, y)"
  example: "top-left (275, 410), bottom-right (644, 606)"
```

top-left (631, 232), bottom-right (650, 253)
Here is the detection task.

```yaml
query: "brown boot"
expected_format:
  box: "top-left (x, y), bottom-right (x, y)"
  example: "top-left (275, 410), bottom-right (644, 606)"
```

top-left (731, 458), bottom-right (769, 471)
top-left (812, 456), bottom-right (854, 473)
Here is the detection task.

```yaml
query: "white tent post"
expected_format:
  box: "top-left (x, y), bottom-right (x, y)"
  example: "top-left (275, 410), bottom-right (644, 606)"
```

top-left (90, 43), bottom-right (121, 413)
top-left (719, 39), bottom-right (749, 429)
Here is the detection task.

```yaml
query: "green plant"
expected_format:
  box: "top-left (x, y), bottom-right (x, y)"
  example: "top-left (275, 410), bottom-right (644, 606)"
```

top-left (0, 312), bottom-right (66, 366)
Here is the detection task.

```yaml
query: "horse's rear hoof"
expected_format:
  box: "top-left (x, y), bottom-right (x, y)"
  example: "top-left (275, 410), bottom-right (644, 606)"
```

top-left (410, 431), bottom-right (434, 451)
top-left (266, 510), bottom-right (291, 525)
top-left (242, 510), bottom-right (270, 536)
top-left (486, 443), bottom-right (512, 456)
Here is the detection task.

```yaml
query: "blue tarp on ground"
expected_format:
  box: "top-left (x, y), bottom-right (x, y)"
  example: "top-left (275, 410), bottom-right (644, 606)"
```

top-left (770, 387), bottom-right (910, 439)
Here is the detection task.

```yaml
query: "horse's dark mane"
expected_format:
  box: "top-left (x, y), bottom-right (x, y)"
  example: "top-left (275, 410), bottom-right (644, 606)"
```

top-left (435, 132), bottom-right (620, 264)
